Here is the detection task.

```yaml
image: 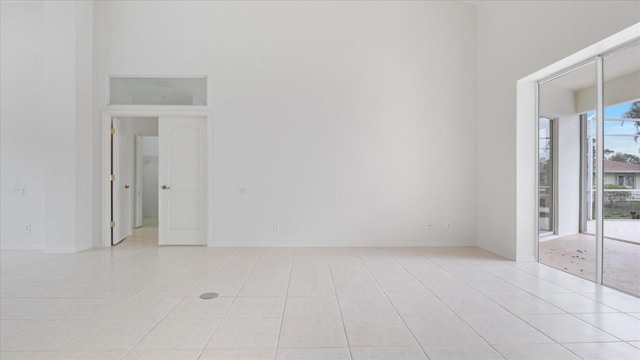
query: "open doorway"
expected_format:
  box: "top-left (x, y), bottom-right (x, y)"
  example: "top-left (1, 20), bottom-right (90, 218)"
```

top-left (126, 135), bottom-right (160, 247)
top-left (104, 113), bottom-right (210, 248)
top-left (140, 136), bottom-right (159, 225)
top-left (111, 117), bottom-right (159, 246)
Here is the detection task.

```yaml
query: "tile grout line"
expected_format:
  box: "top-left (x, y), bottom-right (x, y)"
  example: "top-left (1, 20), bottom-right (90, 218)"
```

top-left (353, 248), bottom-right (434, 360)
top-left (456, 270), bottom-right (591, 359)
top-left (411, 250), bottom-right (633, 358)
top-left (481, 262), bottom-right (633, 348)
top-left (110, 246), bottom-right (242, 359)
top-left (443, 255), bottom-right (602, 357)
top-left (196, 247), bottom-right (262, 359)
top-left (114, 297), bottom-right (182, 359)
top-left (389, 249), bottom-right (511, 359)
top-left (491, 262), bottom-right (624, 313)
top-left (2, 246), bottom-right (638, 358)
top-left (325, 248), bottom-right (354, 360)
top-left (51, 278), bottom-right (181, 356)
top-left (273, 248), bottom-right (296, 360)
top-left (148, 248), bottom-right (250, 359)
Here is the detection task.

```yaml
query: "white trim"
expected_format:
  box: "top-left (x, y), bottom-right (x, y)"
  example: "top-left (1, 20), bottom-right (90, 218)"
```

top-left (517, 256), bottom-right (537, 262)
top-left (551, 117), bottom-right (559, 237)
top-left (109, 75), bottom-right (208, 79)
top-left (536, 115), bottom-right (559, 238)
top-left (580, 114), bottom-right (591, 231)
top-left (102, 105), bottom-right (209, 113)
top-left (101, 108), bottom-right (213, 248)
top-left (44, 248), bottom-right (77, 254)
top-left (534, 83), bottom-right (540, 263)
top-left (520, 24), bottom-right (640, 82)
top-left (516, 80), bottom-right (538, 261)
top-left (595, 55), bottom-right (604, 284)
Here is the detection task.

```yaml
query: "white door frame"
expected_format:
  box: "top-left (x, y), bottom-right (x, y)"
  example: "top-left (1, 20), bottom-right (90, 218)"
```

top-left (101, 108), bottom-right (213, 247)
top-left (134, 135), bottom-right (144, 229)
top-left (111, 117), bottom-right (133, 245)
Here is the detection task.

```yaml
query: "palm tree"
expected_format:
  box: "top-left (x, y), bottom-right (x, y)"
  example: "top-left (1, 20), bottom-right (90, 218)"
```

top-left (625, 101), bottom-right (640, 118)
top-left (623, 101), bottom-right (640, 153)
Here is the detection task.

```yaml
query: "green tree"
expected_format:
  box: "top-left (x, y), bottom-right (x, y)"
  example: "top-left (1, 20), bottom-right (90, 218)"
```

top-left (624, 101), bottom-right (640, 119)
top-left (604, 148), bottom-right (614, 157)
top-left (608, 152), bottom-right (640, 164)
top-left (623, 101), bottom-right (640, 152)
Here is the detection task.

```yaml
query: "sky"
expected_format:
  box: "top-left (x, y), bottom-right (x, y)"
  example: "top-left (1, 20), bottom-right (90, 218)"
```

top-left (587, 101), bottom-right (639, 156)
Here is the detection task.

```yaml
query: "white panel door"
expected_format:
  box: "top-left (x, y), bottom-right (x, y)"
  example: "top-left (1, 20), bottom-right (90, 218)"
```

top-left (158, 117), bottom-right (207, 245)
top-left (112, 118), bottom-right (132, 245)
top-left (134, 135), bottom-right (143, 228)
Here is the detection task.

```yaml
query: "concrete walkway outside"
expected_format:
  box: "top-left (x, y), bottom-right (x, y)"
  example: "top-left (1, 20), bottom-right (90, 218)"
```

top-left (586, 220), bottom-right (640, 244)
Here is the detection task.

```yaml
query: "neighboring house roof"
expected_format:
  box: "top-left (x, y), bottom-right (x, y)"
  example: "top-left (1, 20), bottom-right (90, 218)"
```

top-left (604, 160), bottom-right (640, 173)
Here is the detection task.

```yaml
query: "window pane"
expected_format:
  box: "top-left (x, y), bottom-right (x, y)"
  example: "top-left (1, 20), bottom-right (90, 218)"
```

top-left (604, 119), bottom-right (640, 135)
top-left (109, 77), bottom-right (207, 105)
top-left (602, 40), bottom-right (640, 297)
top-left (539, 117), bottom-right (553, 234)
top-left (538, 60), bottom-right (597, 282)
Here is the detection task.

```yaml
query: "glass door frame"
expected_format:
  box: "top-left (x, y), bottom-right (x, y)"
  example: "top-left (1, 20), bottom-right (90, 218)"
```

top-left (579, 113), bottom-right (593, 234)
top-left (535, 39), bottom-right (640, 288)
top-left (537, 115), bottom-right (558, 238)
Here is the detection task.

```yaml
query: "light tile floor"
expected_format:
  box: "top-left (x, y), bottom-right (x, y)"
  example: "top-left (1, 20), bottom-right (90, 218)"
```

top-left (1, 224), bottom-right (640, 359)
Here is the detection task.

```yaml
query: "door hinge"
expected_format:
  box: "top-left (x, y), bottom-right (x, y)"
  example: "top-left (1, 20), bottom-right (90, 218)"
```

top-left (110, 127), bottom-right (115, 135)
top-left (109, 174), bottom-right (115, 182)
top-left (110, 221), bottom-right (116, 228)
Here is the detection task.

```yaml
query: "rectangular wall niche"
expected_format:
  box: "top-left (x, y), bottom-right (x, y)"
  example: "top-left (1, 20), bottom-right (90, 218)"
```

top-left (109, 77), bottom-right (207, 105)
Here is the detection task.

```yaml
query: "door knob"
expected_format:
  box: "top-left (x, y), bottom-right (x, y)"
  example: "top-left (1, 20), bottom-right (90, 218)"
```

top-left (125, 185), bottom-right (130, 189)
top-left (162, 185), bottom-right (170, 190)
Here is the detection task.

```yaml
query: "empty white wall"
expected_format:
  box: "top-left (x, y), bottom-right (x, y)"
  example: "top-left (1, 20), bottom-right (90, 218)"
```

top-left (476, 1), bottom-right (640, 259)
top-left (93, 1), bottom-right (478, 246)
top-left (557, 115), bottom-right (581, 237)
top-left (8, 1), bottom-right (635, 253)
top-left (1, 2), bottom-right (46, 249)
top-left (74, 1), bottom-right (94, 251)
top-left (1, 1), bottom-right (93, 251)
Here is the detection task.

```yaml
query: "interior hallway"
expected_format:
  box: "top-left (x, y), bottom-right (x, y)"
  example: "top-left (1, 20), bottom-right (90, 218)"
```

top-left (2, 241), bottom-right (640, 359)
top-left (116, 218), bottom-right (159, 249)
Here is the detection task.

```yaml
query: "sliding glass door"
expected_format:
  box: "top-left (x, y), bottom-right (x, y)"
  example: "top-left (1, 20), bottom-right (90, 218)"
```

top-left (538, 61), bottom-right (596, 282)
top-left (602, 42), bottom-right (640, 296)
top-left (538, 41), bottom-right (640, 296)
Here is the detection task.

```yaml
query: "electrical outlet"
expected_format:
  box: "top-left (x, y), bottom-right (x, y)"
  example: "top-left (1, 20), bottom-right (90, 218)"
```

top-left (14, 187), bottom-right (25, 196)
top-left (24, 224), bottom-right (31, 233)
top-left (273, 223), bottom-right (280, 232)
top-left (446, 223), bottom-right (452, 231)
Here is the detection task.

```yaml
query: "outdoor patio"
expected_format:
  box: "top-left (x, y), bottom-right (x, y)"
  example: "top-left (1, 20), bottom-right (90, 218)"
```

top-left (540, 220), bottom-right (640, 296)
top-left (585, 220), bottom-right (640, 244)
